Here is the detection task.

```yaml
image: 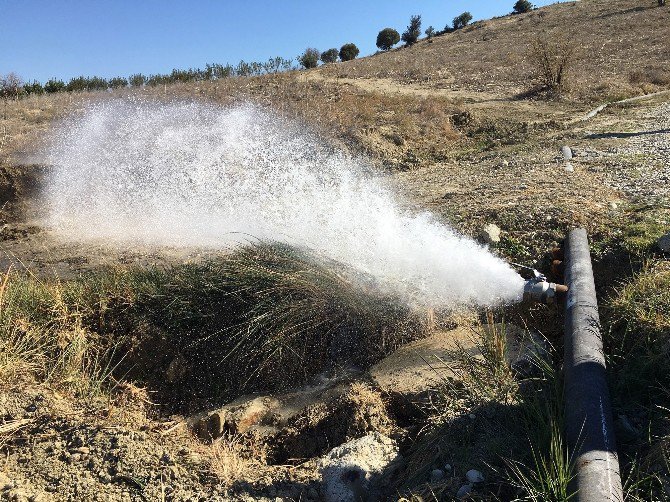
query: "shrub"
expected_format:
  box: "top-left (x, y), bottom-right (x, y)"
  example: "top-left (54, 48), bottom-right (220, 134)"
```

top-left (339, 43), bottom-right (360, 62)
top-left (453, 12), bottom-right (473, 30)
top-left (659, 0), bottom-right (666, 6)
top-left (320, 48), bottom-right (339, 64)
top-left (376, 28), bottom-right (401, 51)
top-left (44, 78), bottom-right (65, 93)
top-left (108, 77), bottom-right (128, 89)
top-left (529, 35), bottom-right (578, 95)
top-left (513, 0), bottom-right (534, 14)
top-left (128, 74), bottom-right (147, 87)
top-left (23, 81), bottom-right (44, 95)
top-left (401, 15), bottom-right (422, 46)
top-left (299, 48), bottom-right (320, 69)
top-left (425, 26), bottom-right (435, 39)
top-left (0, 73), bottom-right (23, 99)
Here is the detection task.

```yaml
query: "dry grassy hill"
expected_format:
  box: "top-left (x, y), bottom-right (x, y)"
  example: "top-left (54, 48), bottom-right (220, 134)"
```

top-left (322, 0), bottom-right (670, 102)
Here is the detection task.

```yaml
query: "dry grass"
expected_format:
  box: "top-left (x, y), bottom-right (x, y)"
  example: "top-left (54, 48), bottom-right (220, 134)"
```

top-left (208, 435), bottom-right (264, 488)
top-left (320, 0), bottom-right (669, 102)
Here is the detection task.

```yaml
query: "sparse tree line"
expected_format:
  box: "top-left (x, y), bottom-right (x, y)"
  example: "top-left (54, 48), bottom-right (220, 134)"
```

top-left (0, 57), bottom-right (296, 98)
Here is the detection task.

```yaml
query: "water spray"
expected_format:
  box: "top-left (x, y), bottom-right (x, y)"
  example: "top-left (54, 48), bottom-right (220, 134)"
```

top-left (41, 99), bottom-right (529, 308)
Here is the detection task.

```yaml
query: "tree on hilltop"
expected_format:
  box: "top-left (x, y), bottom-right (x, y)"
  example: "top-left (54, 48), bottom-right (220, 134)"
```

top-left (339, 43), bottom-right (360, 62)
top-left (320, 48), bottom-right (339, 64)
top-left (453, 12), bottom-right (473, 30)
top-left (299, 48), bottom-right (320, 69)
top-left (376, 28), bottom-right (401, 51)
top-left (401, 15), bottom-right (422, 46)
top-left (513, 0), bottom-right (534, 14)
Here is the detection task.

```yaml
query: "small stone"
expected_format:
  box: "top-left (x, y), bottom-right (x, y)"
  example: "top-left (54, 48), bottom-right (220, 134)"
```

top-left (430, 469), bottom-right (445, 482)
top-left (658, 233), bottom-right (670, 253)
top-left (561, 145), bottom-right (573, 160)
top-left (564, 162), bottom-right (574, 172)
top-left (609, 202), bottom-right (618, 210)
top-left (481, 224), bottom-right (501, 244)
top-left (457, 484), bottom-right (473, 498)
top-left (466, 469), bottom-right (485, 483)
top-left (468, 413), bottom-right (476, 420)
top-left (444, 464), bottom-right (452, 471)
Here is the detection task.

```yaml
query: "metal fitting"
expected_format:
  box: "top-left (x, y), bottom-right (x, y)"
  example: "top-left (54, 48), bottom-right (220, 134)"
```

top-left (523, 277), bottom-right (568, 305)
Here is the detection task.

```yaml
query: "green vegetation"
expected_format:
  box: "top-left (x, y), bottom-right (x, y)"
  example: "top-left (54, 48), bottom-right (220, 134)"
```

top-left (299, 48), bottom-right (320, 69)
top-left (452, 11), bottom-right (473, 30)
top-left (401, 15), bottom-right (422, 46)
top-left (320, 48), bottom-right (339, 64)
top-left (376, 28), bottom-right (400, 51)
top-left (606, 259), bottom-right (670, 500)
top-left (0, 243), bottom-right (427, 410)
top-left (424, 26), bottom-right (435, 39)
top-left (513, 0), bottom-right (535, 14)
top-left (339, 43), bottom-right (360, 62)
top-left (44, 78), bottom-right (65, 93)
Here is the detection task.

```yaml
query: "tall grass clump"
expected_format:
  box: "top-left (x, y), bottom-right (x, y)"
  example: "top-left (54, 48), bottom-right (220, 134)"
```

top-left (0, 242), bottom-right (429, 412)
top-left (606, 259), bottom-right (670, 500)
top-left (0, 270), bottom-right (114, 397)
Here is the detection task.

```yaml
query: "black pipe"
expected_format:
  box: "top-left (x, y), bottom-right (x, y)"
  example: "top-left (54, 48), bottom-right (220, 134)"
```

top-left (563, 228), bottom-right (623, 501)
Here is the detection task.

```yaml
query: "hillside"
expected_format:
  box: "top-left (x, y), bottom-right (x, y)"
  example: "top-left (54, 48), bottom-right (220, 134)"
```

top-left (322, 0), bottom-right (670, 102)
top-left (0, 0), bottom-right (669, 500)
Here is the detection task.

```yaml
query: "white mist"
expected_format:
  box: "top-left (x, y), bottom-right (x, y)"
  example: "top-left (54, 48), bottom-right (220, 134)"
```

top-left (41, 99), bottom-right (524, 307)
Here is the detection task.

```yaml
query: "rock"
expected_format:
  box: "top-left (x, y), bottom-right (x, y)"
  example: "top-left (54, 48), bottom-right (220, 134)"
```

top-left (193, 395), bottom-right (279, 439)
top-left (444, 464), bottom-right (452, 472)
top-left (468, 414), bottom-right (476, 420)
top-left (466, 469), bottom-right (485, 483)
top-left (317, 432), bottom-right (400, 502)
top-left (561, 145), bottom-right (573, 160)
top-left (564, 162), bottom-right (574, 172)
top-left (430, 469), bottom-right (445, 482)
top-left (658, 233), bottom-right (670, 253)
top-left (481, 223), bottom-right (501, 244)
top-left (456, 484), bottom-right (473, 498)
top-left (609, 201), bottom-right (619, 210)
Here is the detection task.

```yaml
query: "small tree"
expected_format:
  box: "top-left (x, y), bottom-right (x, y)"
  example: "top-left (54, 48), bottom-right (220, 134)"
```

top-left (453, 12), bottom-right (473, 30)
top-left (401, 15), bottom-right (422, 46)
top-left (320, 48), bottom-right (339, 64)
top-left (299, 48), bottom-right (320, 69)
top-left (660, 0), bottom-right (666, 6)
top-left (129, 74), bottom-right (147, 87)
top-left (0, 73), bottom-right (23, 99)
top-left (23, 80), bottom-right (44, 95)
top-left (109, 77), bottom-right (128, 89)
top-left (339, 43), bottom-right (360, 62)
top-left (376, 28), bottom-right (400, 51)
top-left (425, 26), bottom-right (435, 39)
top-left (513, 0), bottom-right (534, 14)
top-left (44, 78), bottom-right (65, 93)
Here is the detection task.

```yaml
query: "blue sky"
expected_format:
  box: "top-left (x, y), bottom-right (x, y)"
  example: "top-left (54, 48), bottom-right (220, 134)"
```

top-left (1, 1), bottom-right (558, 83)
